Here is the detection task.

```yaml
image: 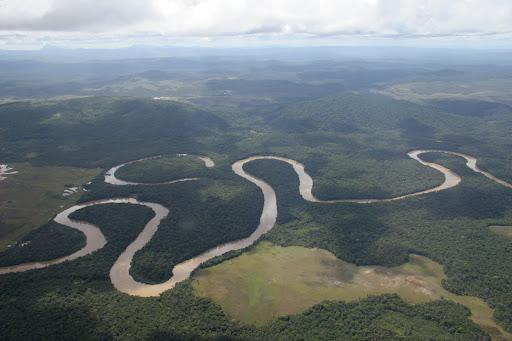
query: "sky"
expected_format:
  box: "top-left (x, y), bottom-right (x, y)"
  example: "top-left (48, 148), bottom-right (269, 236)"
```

top-left (0, 0), bottom-right (511, 49)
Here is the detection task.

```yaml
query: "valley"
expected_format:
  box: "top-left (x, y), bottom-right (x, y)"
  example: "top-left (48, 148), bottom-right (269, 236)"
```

top-left (1, 50), bottom-right (512, 340)
top-left (1, 147), bottom-right (511, 339)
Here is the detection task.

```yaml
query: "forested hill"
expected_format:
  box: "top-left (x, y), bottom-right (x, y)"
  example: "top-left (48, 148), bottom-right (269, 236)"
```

top-left (0, 97), bottom-right (228, 167)
top-left (262, 92), bottom-right (512, 159)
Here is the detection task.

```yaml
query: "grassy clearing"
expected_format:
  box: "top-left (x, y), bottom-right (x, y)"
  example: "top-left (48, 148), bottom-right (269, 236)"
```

top-left (193, 242), bottom-right (511, 340)
top-left (490, 226), bottom-right (512, 239)
top-left (0, 163), bottom-right (100, 249)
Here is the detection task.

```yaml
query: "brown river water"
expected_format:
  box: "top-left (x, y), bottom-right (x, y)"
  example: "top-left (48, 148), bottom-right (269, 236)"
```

top-left (1, 150), bottom-right (511, 298)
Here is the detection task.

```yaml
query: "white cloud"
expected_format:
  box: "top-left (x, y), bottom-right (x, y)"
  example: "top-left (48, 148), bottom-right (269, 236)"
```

top-left (0, 0), bottom-right (511, 47)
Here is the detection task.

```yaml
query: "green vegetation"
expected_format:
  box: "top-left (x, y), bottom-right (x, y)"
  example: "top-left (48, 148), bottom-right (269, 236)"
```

top-left (1, 61), bottom-right (512, 340)
top-left (239, 153), bottom-right (512, 334)
top-left (0, 204), bottom-right (491, 340)
top-left (0, 97), bottom-right (228, 168)
top-left (115, 154), bottom-right (210, 183)
top-left (0, 222), bottom-right (85, 266)
top-left (72, 173), bottom-right (262, 285)
top-left (377, 78), bottom-right (512, 105)
top-left (265, 296), bottom-right (487, 341)
top-left (194, 242), bottom-right (510, 339)
top-left (128, 178), bottom-right (261, 284)
top-left (306, 153), bottom-right (444, 200)
top-left (0, 162), bottom-right (100, 249)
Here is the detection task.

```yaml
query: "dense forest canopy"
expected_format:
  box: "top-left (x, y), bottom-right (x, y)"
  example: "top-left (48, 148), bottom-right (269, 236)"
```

top-left (1, 51), bottom-right (512, 340)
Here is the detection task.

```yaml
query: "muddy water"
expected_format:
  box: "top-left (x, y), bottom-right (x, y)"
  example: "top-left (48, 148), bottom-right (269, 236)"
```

top-left (109, 202), bottom-right (170, 295)
top-left (0, 154), bottom-right (212, 277)
top-left (0, 198), bottom-right (133, 274)
top-left (1, 150), bottom-right (512, 340)
top-left (236, 151), bottom-right (461, 204)
top-left (1, 150), bottom-right (512, 300)
top-left (241, 150), bottom-right (512, 204)
top-left (115, 150), bottom-right (512, 296)
top-left (107, 158), bottom-right (276, 296)
top-left (104, 154), bottom-right (214, 186)
top-left (103, 154), bottom-right (219, 295)
top-left (413, 150), bottom-right (512, 189)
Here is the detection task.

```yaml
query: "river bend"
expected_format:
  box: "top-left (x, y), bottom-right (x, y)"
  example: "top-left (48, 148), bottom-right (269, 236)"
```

top-left (1, 150), bottom-right (511, 297)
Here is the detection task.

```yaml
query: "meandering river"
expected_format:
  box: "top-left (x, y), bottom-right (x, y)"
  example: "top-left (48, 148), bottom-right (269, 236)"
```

top-left (104, 154), bottom-right (214, 186)
top-left (1, 150), bottom-right (511, 298)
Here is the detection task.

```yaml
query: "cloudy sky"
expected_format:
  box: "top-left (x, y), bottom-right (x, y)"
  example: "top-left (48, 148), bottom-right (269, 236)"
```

top-left (0, 0), bottom-right (511, 49)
